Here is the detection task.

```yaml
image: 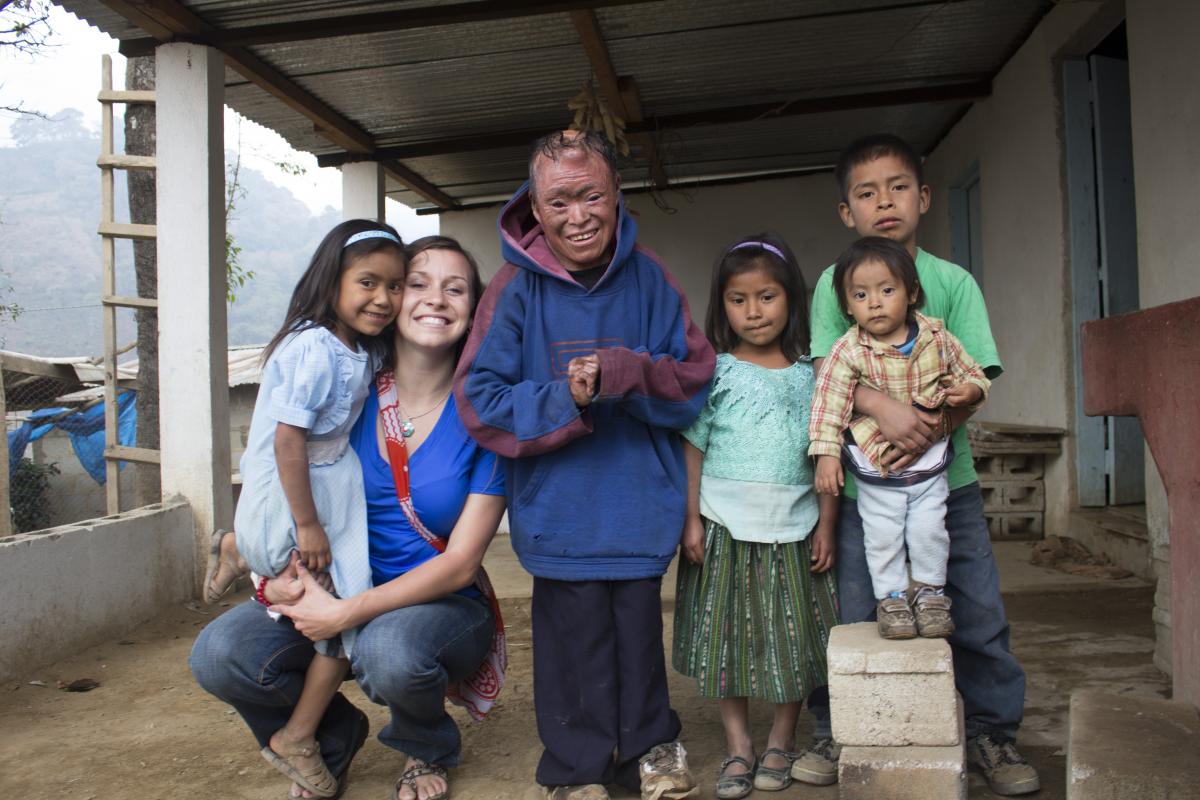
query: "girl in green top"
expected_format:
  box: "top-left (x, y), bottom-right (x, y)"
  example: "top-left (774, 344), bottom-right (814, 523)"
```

top-left (673, 233), bottom-right (840, 800)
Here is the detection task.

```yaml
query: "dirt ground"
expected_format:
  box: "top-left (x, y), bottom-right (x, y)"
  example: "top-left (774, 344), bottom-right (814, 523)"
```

top-left (0, 547), bottom-right (1168, 800)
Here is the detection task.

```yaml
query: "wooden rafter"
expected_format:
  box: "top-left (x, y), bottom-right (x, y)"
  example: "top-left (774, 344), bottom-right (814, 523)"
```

top-left (98, 0), bottom-right (458, 209)
top-left (119, 0), bottom-right (665, 55)
top-left (378, 159), bottom-right (458, 211)
top-left (569, 9), bottom-right (667, 189)
top-left (318, 80), bottom-right (992, 168)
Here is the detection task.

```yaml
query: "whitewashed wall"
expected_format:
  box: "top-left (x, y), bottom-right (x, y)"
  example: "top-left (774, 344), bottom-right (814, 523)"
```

top-left (442, 172), bottom-right (858, 327)
top-left (920, 0), bottom-right (1107, 538)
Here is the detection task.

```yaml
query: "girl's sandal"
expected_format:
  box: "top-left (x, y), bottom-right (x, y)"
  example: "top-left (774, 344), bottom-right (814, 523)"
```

top-left (261, 738), bottom-right (339, 798)
top-left (752, 748), bottom-right (797, 792)
top-left (391, 758), bottom-right (449, 800)
top-left (203, 528), bottom-right (245, 605)
top-left (715, 755), bottom-right (755, 800)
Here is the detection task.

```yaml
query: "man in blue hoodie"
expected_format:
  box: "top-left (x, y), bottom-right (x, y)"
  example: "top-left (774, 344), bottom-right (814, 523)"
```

top-left (455, 131), bottom-right (715, 800)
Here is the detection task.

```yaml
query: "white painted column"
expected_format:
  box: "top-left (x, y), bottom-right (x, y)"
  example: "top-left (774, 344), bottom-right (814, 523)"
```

top-left (342, 161), bottom-right (386, 221)
top-left (155, 43), bottom-right (233, 587)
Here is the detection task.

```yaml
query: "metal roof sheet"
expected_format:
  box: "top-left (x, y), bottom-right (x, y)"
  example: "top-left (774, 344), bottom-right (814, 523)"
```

top-left (59, 0), bottom-right (1051, 210)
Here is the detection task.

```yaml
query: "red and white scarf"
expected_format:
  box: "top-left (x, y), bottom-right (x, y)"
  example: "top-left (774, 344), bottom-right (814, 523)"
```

top-left (376, 370), bottom-right (507, 720)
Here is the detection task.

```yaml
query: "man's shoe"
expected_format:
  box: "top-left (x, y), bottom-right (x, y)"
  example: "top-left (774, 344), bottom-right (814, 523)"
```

top-left (912, 586), bottom-right (955, 638)
top-left (877, 593), bottom-right (917, 639)
top-left (543, 785), bottom-right (609, 800)
top-left (966, 734), bottom-right (1041, 796)
top-left (789, 737), bottom-right (840, 786)
top-left (638, 741), bottom-right (699, 800)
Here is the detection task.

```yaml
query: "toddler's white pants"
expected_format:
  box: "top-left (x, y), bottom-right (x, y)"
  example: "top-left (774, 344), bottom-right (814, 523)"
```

top-left (856, 472), bottom-right (950, 599)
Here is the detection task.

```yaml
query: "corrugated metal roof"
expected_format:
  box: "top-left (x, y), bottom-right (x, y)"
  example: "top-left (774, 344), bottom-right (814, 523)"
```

top-left (59, 0), bottom-right (1052, 210)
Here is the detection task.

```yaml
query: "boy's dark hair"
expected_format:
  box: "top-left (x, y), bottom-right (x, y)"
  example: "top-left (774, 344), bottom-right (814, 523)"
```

top-left (263, 219), bottom-right (405, 363)
top-left (403, 235), bottom-right (486, 364)
top-left (528, 130), bottom-right (619, 198)
top-left (834, 133), bottom-right (925, 203)
top-left (832, 236), bottom-right (924, 318)
top-left (706, 231), bottom-right (811, 363)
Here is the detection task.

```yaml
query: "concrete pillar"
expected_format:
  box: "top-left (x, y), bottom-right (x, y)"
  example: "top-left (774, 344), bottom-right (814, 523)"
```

top-left (341, 161), bottom-right (386, 221)
top-left (155, 42), bottom-right (233, 589)
top-left (1082, 297), bottom-right (1200, 706)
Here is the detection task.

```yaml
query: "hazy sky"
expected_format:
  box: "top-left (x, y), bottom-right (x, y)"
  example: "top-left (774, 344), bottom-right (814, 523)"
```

top-left (0, 5), bottom-right (437, 240)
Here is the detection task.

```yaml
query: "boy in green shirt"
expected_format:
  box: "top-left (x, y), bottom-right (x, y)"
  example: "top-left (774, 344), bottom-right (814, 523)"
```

top-left (795, 135), bottom-right (1039, 797)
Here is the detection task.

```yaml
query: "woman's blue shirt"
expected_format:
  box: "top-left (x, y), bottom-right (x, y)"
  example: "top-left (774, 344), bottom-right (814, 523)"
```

top-left (350, 388), bottom-right (504, 590)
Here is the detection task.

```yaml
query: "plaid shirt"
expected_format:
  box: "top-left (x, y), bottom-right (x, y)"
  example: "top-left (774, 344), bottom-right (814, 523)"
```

top-left (808, 312), bottom-right (990, 472)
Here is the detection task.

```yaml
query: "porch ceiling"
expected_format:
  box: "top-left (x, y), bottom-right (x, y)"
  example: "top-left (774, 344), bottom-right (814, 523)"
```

top-left (59, 0), bottom-right (1051, 211)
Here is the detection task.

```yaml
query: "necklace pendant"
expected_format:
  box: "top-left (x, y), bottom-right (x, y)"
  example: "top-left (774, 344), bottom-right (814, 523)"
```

top-left (400, 419), bottom-right (416, 438)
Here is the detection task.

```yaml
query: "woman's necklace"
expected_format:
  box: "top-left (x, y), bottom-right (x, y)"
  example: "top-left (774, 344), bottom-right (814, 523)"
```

top-left (395, 389), bottom-right (451, 438)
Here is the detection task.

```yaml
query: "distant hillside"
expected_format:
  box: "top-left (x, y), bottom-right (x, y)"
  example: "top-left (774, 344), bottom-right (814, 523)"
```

top-left (0, 109), bottom-right (340, 357)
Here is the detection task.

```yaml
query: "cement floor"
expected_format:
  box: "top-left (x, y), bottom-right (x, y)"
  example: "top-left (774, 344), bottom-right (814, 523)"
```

top-left (0, 540), bottom-right (1168, 800)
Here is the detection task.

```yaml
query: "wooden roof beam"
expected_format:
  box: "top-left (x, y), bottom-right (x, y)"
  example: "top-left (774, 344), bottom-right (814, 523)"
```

top-left (317, 79), bottom-right (992, 167)
top-left (380, 160), bottom-right (460, 211)
top-left (569, 9), bottom-right (667, 189)
top-left (99, 0), bottom-right (456, 208)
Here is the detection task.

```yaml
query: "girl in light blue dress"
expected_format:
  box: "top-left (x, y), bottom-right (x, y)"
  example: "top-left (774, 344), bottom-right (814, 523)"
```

top-left (216, 219), bottom-right (405, 798)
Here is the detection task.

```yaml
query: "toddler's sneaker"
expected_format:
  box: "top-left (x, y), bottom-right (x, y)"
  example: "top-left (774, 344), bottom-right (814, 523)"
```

top-left (966, 733), bottom-right (1040, 795)
top-left (638, 741), bottom-right (699, 800)
top-left (912, 586), bottom-right (955, 638)
top-left (790, 737), bottom-right (841, 786)
top-left (876, 591), bottom-right (917, 639)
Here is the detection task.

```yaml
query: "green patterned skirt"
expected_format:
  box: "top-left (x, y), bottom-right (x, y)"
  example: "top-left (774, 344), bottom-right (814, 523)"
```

top-left (672, 518), bottom-right (840, 703)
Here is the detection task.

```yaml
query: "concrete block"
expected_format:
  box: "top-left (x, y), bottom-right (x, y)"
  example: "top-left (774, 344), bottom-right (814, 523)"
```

top-left (1067, 689), bottom-right (1200, 800)
top-left (973, 453), bottom-right (1044, 480)
top-left (985, 512), bottom-right (1045, 541)
top-left (979, 479), bottom-right (1045, 512)
top-left (839, 695), bottom-right (965, 800)
top-left (829, 623), bottom-right (958, 746)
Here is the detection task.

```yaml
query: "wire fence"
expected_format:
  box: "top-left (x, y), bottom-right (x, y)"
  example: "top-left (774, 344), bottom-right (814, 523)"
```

top-left (3, 366), bottom-right (140, 534)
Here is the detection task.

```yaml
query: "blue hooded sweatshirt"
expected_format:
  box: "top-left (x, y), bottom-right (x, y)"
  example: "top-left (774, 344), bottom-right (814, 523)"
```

top-left (453, 182), bottom-right (715, 581)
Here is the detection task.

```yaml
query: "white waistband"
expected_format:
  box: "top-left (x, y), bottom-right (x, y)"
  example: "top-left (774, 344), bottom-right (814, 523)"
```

top-left (307, 435), bottom-right (349, 466)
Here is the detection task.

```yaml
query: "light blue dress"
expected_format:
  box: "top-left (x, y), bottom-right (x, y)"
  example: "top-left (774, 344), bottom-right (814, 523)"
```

top-left (235, 325), bottom-right (374, 656)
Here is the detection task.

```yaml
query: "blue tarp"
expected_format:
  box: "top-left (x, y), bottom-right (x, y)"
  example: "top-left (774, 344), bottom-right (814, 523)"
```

top-left (7, 391), bottom-right (137, 483)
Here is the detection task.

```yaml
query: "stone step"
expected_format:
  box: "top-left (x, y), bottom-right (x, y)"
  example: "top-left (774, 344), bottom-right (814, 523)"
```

top-left (828, 622), bottom-right (958, 747)
top-left (1067, 689), bottom-right (1200, 800)
top-left (1067, 507), bottom-right (1152, 580)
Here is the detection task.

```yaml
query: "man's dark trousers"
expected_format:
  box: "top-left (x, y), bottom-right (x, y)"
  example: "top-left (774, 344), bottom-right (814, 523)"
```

top-left (532, 575), bottom-right (682, 790)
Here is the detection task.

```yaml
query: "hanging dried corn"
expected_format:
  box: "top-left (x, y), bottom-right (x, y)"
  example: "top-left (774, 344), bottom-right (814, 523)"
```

top-left (566, 81), bottom-right (631, 157)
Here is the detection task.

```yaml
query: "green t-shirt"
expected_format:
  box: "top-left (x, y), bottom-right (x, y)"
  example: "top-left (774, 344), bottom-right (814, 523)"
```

top-left (809, 247), bottom-right (1003, 497)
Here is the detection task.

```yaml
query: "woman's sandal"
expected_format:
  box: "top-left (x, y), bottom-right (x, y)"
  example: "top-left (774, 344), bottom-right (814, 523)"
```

top-left (203, 528), bottom-right (245, 605)
top-left (261, 737), bottom-right (339, 798)
top-left (391, 758), bottom-right (449, 800)
top-left (752, 747), bottom-right (797, 792)
top-left (715, 754), bottom-right (756, 800)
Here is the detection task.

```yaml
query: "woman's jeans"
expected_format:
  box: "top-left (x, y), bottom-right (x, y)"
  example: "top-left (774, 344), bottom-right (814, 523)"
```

top-left (189, 593), bottom-right (494, 769)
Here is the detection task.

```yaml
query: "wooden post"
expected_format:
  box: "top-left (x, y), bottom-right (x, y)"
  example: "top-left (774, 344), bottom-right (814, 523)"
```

top-left (0, 377), bottom-right (11, 536)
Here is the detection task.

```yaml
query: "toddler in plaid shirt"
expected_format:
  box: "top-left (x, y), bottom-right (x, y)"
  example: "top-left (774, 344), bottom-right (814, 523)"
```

top-left (809, 236), bottom-right (989, 640)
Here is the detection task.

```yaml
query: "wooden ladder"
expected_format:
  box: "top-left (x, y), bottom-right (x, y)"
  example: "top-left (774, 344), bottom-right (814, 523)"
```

top-left (98, 53), bottom-right (160, 515)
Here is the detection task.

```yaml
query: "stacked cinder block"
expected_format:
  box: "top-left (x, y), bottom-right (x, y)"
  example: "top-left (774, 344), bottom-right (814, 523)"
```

top-left (967, 421), bottom-right (1063, 542)
top-left (828, 623), bottom-right (965, 800)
